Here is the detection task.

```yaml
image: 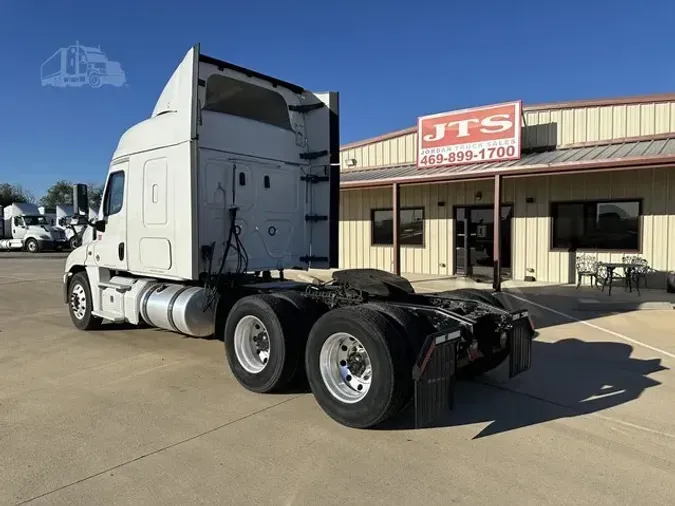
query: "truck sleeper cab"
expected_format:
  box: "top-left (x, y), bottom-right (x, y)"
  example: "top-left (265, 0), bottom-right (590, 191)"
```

top-left (63, 45), bottom-right (535, 429)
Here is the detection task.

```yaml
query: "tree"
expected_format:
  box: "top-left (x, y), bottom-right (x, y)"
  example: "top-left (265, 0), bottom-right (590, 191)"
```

top-left (88, 183), bottom-right (104, 210)
top-left (0, 183), bottom-right (35, 207)
top-left (39, 180), bottom-right (74, 208)
top-left (40, 179), bottom-right (105, 212)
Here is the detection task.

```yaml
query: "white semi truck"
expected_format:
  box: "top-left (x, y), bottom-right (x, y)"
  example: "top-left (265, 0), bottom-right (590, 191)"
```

top-left (54, 204), bottom-right (92, 249)
top-left (62, 45), bottom-right (535, 429)
top-left (38, 206), bottom-right (56, 226)
top-left (1, 202), bottom-right (68, 252)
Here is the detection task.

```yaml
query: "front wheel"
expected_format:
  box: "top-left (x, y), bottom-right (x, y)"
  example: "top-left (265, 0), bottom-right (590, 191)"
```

top-left (68, 271), bottom-right (103, 330)
top-left (88, 71), bottom-right (102, 88)
top-left (25, 238), bottom-right (39, 253)
top-left (69, 236), bottom-right (80, 250)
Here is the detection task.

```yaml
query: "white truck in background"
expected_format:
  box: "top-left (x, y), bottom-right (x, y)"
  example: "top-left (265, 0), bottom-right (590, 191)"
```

top-left (55, 204), bottom-right (73, 226)
top-left (62, 44), bottom-right (534, 430)
top-left (38, 206), bottom-right (56, 226)
top-left (1, 202), bottom-right (68, 252)
top-left (53, 204), bottom-right (94, 249)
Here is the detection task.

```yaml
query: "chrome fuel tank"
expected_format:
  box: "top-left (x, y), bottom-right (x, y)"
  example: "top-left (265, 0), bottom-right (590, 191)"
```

top-left (140, 283), bottom-right (215, 337)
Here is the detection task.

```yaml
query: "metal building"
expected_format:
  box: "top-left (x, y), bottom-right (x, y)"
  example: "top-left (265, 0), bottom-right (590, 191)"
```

top-left (338, 93), bottom-right (675, 288)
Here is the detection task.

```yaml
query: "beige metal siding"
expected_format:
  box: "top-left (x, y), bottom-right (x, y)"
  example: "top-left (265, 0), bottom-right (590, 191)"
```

top-left (339, 168), bottom-right (675, 283)
top-left (341, 101), bottom-right (675, 170)
top-left (341, 132), bottom-right (417, 171)
top-left (513, 168), bottom-right (675, 283)
top-left (339, 179), bottom-right (517, 276)
top-left (521, 102), bottom-right (675, 148)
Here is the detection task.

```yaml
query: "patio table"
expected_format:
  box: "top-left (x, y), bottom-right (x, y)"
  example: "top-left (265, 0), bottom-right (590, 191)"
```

top-left (597, 262), bottom-right (640, 296)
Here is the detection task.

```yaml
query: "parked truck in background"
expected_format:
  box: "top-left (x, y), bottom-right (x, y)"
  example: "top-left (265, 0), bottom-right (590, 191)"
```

top-left (62, 44), bottom-right (535, 429)
top-left (53, 204), bottom-right (92, 249)
top-left (1, 203), bottom-right (68, 252)
top-left (38, 206), bottom-right (57, 226)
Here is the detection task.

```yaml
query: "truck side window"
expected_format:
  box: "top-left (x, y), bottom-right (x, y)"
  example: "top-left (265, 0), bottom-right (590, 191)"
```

top-left (203, 75), bottom-right (292, 131)
top-left (104, 171), bottom-right (125, 216)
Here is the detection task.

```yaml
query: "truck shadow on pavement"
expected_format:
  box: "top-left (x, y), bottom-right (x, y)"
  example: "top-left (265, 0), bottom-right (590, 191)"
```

top-left (378, 338), bottom-right (667, 437)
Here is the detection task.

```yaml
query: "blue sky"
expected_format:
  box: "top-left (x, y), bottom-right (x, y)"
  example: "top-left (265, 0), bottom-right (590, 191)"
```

top-left (0, 0), bottom-right (674, 198)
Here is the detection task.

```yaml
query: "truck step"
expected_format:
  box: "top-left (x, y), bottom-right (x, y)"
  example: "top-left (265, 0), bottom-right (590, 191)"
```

top-left (98, 281), bottom-right (132, 293)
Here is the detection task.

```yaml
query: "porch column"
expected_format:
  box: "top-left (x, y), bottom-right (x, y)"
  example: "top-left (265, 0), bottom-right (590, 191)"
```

top-left (392, 182), bottom-right (401, 276)
top-left (493, 174), bottom-right (502, 291)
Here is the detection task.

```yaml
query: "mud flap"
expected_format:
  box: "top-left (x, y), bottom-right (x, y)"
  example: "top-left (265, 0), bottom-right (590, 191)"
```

top-left (508, 310), bottom-right (533, 378)
top-left (412, 325), bottom-right (463, 429)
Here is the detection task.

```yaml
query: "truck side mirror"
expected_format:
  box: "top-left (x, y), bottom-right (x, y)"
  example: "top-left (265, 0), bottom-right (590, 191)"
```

top-left (73, 183), bottom-right (89, 215)
top-left (94, 220), bottom-right (106, 233)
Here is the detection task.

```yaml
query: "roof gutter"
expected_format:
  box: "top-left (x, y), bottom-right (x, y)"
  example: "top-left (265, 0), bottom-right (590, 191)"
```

top-left (339, 154), bottom-right (675, 190)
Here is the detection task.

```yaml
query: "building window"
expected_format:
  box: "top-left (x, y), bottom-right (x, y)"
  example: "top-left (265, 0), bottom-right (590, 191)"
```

top-left (551, 199), bottom-right (641, 251)
top-left (203, 74), bottom-right (292, 131)
top-left (371, 207), bottom-right (425, 246)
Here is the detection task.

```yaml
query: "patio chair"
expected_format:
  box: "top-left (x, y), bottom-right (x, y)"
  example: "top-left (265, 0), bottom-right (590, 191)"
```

top-left (575, 254), bottom-right (599, 288)
top-left (622, 255), bottom-right (654, 289)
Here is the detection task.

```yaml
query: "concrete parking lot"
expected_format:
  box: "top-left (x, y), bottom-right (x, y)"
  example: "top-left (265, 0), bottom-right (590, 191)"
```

top-left (1, 254), bottom-right (675, 505)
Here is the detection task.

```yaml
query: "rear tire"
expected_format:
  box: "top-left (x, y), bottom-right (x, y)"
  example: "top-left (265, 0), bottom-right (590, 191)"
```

top-left (272, 290), bottom-right (326, 324)
top-left (270, 291), bottom-right (327, 386)
top-left (363, 302), bottom-right (434, 358)
top-left (68, 271), bottom-right (103, 330)
top-left (305, 305), bottom-right (412, 429)
top-left (224, 294), bottom-right (303, 393)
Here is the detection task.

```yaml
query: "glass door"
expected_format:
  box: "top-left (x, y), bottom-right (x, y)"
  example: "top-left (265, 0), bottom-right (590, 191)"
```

top-left (454, 205), bottom-right (512, 280)
top-left (468, 207), bottom-right (495, 279)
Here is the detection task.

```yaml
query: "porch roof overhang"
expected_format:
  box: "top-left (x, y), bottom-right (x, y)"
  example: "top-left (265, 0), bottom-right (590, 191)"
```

top-left (340, 137), bottom-right (675, 189)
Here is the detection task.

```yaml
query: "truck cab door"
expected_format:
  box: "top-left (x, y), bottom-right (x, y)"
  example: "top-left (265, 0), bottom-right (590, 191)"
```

top-left (13, 217), bottom-right (26, 240)
top-left (298, 91), bottom-right (340, 269)
top-left (93, 162), bottom-right (128, 270)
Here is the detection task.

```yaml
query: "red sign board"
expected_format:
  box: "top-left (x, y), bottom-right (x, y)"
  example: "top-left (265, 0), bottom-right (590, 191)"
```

top-left (417, 101), bottom-right (522, 169)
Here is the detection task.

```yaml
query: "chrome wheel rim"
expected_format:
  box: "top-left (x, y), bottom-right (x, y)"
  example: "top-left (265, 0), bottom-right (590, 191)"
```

top-left (27, 241), bottom-right (37, 252)
top-left (70, 283), bottom-right (87, 320)
top-left (319, 332), bottom-right (372, 404)
top-left (234, 315), bottom-right (271, 374)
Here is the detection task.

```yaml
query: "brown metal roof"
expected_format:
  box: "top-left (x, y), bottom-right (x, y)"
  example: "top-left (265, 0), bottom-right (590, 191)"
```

top-left (340, 138), bottom-right (675, 189)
